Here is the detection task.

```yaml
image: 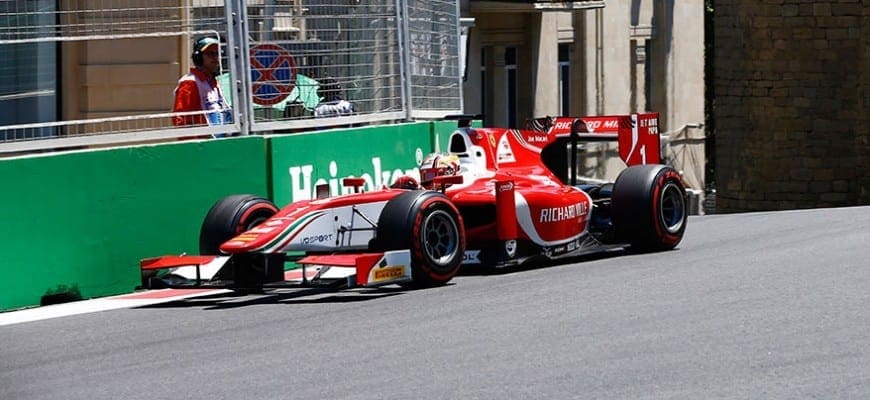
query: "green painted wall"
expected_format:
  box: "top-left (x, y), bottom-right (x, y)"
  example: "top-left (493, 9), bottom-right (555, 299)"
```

top-left (0, 137), bottom-right (269, 311)
top-left (0, 121), bottom-right (461, 311)
top-left (269, 122), bottom-right (434, 205)
top-left (431, 120), bottom-right (457, 152)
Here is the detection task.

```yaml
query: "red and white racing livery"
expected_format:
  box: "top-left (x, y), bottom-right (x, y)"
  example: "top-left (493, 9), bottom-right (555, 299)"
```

top-left (141, 113), bottom-right (686, 290)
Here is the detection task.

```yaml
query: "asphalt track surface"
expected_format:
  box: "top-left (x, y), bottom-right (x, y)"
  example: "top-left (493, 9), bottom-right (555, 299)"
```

top-left (2, 206), bottom-right (869, 400)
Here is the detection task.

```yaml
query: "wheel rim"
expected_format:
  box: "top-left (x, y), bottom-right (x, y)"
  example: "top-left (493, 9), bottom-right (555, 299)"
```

top-left (659, 182), bottom-right (686, 234)
top-left (422, 209), bottom-right (460, 267)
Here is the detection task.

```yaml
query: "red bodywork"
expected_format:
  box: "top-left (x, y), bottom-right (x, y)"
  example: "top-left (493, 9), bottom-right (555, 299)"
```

top-left (141, 113), bottom-right (664, 286)
top-left (200, 112), bottom-right (660, 257)
top-left (436, 113), bottom-right (659, 250)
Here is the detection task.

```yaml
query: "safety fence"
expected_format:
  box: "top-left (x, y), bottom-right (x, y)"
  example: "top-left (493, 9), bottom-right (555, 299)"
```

top-left (0, 0), bottom-right (462, 154)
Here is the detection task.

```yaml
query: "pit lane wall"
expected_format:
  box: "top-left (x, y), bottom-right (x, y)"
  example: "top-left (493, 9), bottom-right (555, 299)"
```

top-left (0, 122), bottom-right (440, 311)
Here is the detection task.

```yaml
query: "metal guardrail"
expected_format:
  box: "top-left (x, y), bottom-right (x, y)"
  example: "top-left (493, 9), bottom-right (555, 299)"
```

top-left (0, 0), bottom-right (462, 155)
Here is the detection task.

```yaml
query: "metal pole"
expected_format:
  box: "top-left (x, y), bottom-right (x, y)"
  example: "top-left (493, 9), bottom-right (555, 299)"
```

top-left (232, 0), bottom-right (255, 136)
top-left (396, 0), bottom-right (413, 121)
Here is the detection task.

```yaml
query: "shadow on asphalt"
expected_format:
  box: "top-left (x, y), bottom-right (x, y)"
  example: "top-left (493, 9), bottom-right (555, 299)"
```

top-left (134, 249), bottom-right (630, 310)
top-left (133, 284), bottom-right (457, 310)
top-left (456, 247), bottom-right (630, 277)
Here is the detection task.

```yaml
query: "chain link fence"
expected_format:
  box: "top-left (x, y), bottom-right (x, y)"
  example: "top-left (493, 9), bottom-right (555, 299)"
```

top-left (0, 0), bottom-right (462, 154)
top-left (406, 0), bottom-right (462, 118)
top-left (243, 0), bottom-right (405, 131)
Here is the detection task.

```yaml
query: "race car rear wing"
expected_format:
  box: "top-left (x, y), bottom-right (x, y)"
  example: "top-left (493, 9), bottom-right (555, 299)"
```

top-left (444, 113), bottom-right (661, 186)
top-left (524, 113), bottom-right (661, 186)
top-left (525, 113), bottom-right (661, 167)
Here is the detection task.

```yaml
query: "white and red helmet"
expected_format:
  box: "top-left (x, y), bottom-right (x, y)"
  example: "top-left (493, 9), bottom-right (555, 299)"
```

top-left (418, 152), bottom-right (460, 189)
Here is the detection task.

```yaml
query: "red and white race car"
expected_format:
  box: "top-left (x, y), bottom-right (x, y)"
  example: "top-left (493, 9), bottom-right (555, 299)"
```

top-left (141, 113), bottom-right (687, 289)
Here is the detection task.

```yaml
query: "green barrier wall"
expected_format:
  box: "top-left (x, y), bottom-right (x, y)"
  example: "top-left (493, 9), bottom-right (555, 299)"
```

top-left (0, 122), bottom-right (454, 312)
top-left (269, 122), bottom-right (434, 205)
top-left (0, 137), bottom-right (269, 311)
top-left (431, 120), bottom-right (458, 153)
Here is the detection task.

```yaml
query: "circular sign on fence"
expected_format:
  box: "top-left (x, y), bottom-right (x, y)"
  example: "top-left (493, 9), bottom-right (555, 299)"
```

top-left (250, 44), bottom-right (296, 106)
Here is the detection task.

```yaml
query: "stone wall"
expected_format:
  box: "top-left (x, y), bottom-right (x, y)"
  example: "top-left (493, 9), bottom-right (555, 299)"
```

top-left (861, 2), bottom-right (870, 204)
top-left (714, 1), bottom-right (869, 212)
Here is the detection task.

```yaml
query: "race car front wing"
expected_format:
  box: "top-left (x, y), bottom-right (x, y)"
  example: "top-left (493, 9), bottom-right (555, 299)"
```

top-left (139, 250), bottom-right (412, 290)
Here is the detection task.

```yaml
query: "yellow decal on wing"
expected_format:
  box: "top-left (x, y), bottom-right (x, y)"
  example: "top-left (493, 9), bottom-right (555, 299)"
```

top-left (372, 266), bottom-right (406, 282)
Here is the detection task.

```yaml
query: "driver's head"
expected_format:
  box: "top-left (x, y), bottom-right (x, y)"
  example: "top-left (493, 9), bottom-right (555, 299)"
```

top-left (419, 152), bottom-right (460, 189)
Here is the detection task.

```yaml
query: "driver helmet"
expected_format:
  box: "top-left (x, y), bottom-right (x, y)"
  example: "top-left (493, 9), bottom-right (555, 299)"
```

top-left (419, 152), bottom-right (460, 189)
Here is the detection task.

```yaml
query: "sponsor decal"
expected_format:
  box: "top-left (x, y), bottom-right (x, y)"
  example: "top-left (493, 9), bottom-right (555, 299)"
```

top-left (543, 236), bottom-right (594, 257)
top-left (231, 234), bottom-right (259, 242)
top-left (553, 121), bottom-right (573, 131)
top-left (372, 265), bottom-right (406, 282)
top-left (583, 119), bottom-right (619, 132)
top-left (639, 115), bottom-right (659, 135)
top-left (552, 118), bottom-right (621, 134)
top-left (526, 134), bottom-right (549, 143)
top-left (496, 134), bottom-right (516, 163)
top-left (301, 233), bottom-right (334, 245)
top-left (497, 181), bottom-right (514, 192)
top-left (462, 250), bottom-right (481, 264)
top-left (539, 202), bottom-right (588, 223)
top-left (288, 156), bottom-right (420, 201)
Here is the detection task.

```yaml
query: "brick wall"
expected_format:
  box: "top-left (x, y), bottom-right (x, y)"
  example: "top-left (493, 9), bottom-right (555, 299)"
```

top-left (861, 2), bottom-right (870, 204)
top-left (714, 1), bottom-right (869, 212)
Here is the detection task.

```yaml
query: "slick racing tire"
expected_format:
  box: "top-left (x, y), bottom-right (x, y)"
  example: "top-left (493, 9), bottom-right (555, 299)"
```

top-left (374, 191), bottom-right (465, 288)
top-left (199, 194), bottom-right (283, 287)
top-left (611, 165), bottom-right (687, 252)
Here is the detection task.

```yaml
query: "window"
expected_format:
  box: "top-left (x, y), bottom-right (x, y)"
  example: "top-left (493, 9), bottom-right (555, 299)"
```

top-left (505, 47), bottom-right (517, 128)
top-left (480, 48), bottom-right (486, 125)
top-left (559, 43), bottom-right (570, 116)
top-left (0, 0), bottom-right (58, 140)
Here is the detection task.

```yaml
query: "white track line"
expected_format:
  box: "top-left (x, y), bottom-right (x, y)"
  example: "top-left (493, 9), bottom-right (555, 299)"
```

top-left (0, 288), bottom-right (231, 327)
top-left (0, 269), bottom-right (325, 326)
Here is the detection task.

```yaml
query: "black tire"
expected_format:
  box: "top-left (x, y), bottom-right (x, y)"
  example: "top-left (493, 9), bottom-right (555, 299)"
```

top-left (374, 191), bottom-right (465, 287)
top-left (612, 165), bottom-right (687, 252)
top-left (199, 194), bottom-right (283, 286)
top-left (200, 194), bottom-right (279, 254)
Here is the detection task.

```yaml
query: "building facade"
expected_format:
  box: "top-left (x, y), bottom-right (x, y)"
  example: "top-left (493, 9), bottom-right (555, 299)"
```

top-left (460, 0), bottom-right (706, 194)
top-left (714, 1), bottom-right (869, 211)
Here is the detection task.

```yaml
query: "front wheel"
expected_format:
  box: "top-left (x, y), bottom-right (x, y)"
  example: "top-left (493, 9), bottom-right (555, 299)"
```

top-left (374, 191), bottom-right (465, 288)
top-left (612, 165), bottom-right (687, 252)
top-left (199, 194), bottom-right (284, 286)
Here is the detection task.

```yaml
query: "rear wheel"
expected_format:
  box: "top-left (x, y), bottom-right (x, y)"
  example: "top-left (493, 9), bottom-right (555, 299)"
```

top-left (374, 191), bottom-right (465, 287)
top-left (612, 165), bottom-right (687, 252)
top-left (199, 194), bottom-right (284, 286)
